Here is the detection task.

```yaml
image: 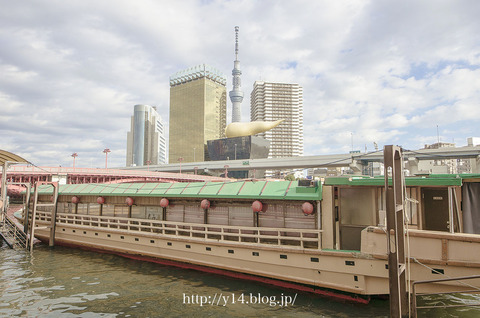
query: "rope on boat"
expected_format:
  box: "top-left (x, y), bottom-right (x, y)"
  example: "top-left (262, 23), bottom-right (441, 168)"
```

top-left (410, 257), bottom-right (480, 292)
top-left (401, 167), bottom-right (413, 317)
top-left (398, 155), bottom-right (480, 299)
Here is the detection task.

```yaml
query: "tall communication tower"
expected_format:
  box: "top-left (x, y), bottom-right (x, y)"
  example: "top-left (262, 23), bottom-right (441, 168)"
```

top-left (229, 26), bottom-right (244, 123)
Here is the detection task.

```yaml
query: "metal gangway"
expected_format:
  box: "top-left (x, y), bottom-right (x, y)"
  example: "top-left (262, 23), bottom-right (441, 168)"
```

top-left (0, 211), bottom-right (28, 249)
top-left (0, 181), bottom-right (58, 251)
top-left (0, 181), bottom-right (31, 249)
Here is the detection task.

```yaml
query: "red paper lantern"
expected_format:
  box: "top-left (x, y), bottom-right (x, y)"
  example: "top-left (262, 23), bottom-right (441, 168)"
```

top-left (126, 197), bottom-right (134, 206)
top-left (72, 196), bottom-right (80, 204)
top-left (97, 196), bottom-right (105, 204)
top-left (302, 202), bottom-right (314, 215)
top-left (201, 199), bottom-right (210, 210)
top-left (252, 200), bottom-right (263, 213)
top-left (160, 198), bottom-right (169, 208)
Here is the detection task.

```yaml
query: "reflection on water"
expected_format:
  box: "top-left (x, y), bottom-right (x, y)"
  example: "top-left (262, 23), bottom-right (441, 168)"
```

top-left (416, 292), bottom-right (480, 318)
top-left (0, 241), bottom-right (389, 317)
top-left (1, 239), bottom-right (466, 317)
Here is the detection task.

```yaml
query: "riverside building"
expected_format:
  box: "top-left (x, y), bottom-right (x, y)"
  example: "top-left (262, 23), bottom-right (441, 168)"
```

top-left (250, 81), bottom-right (304, 176)
top-left (169, 64), bottom-right (227, 163)
top-left (126, 104), bottom-right (167, 166)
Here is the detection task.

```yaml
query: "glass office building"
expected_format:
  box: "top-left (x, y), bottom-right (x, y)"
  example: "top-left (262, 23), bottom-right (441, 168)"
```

top-left (169, 64), bottom-right (227, 163)
top-left (126, 104), bottom-right (167, 166)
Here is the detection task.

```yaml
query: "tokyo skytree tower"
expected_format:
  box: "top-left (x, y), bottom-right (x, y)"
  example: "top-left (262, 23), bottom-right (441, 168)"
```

top-left (229, 26), bottom-right (244, 123)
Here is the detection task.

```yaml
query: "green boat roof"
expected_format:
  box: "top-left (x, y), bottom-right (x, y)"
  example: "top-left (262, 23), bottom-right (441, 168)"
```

top-left (323, 174), bottom-right (480, 187)
top-left (32, 180), bottom-right (322, 201)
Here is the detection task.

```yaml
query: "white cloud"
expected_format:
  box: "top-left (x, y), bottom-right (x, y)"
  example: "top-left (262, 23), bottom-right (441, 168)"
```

top-left (0, 0), bottom-right (479, 167)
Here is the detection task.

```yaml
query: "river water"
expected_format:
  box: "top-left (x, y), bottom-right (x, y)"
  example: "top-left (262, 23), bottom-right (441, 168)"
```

top-left (0, 240), bottom-right (392, 317)
top-left (2, 240), bottom-right (480, 317)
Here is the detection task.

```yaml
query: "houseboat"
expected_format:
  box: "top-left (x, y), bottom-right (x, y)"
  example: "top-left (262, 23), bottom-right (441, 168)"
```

top-left (24, 174), bottom-right (480, 302)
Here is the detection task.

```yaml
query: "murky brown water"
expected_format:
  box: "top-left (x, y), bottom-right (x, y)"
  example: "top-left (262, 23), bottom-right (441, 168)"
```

top-left (3, 240), bottom-right (480, 317)
top-left (0, 241), bottom-right (392, 317)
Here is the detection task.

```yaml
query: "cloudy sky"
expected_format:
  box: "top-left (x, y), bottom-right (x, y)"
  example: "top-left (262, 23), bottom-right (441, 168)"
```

top-left (1, 0), bottom-right (479, 168)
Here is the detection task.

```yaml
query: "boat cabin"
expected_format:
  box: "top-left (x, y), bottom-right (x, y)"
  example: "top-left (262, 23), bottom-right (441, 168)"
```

top-left (30, 180), bottom-right (323, 249)
top-left (28, 174), bottom-right (480, 253)
top-left (323, 174), bottom-right (480, 251)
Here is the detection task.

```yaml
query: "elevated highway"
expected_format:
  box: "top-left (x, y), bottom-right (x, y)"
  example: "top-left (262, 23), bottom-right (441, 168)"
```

top-left (121, 146), bottom-right (480, 174)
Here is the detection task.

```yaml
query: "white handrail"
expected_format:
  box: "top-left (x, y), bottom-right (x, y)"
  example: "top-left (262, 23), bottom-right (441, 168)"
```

top-left (34, 211), bottom-right (322, 249)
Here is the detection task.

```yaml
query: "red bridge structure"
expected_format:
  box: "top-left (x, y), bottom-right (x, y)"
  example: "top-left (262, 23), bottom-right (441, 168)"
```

top-left (1, 166), bottom-right (228, 197)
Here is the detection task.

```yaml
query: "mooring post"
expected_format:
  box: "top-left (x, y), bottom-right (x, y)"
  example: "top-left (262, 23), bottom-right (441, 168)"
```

top-left (23, 184), bottom-right (31, 234)
top-left (48, 182), bottom-right (59, 247)
top-left (1, 162), bottom-right (8, 214)
top-left (384, 145), bottom-right (409, 318)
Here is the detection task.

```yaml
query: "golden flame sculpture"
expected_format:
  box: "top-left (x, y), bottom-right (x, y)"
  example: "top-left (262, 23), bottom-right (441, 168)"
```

top-left (225, 119), bottom-right (284, 138)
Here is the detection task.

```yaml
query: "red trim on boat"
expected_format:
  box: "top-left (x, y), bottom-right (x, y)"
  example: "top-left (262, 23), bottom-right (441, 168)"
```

top-left (45, 239), bottom-right (370, 305)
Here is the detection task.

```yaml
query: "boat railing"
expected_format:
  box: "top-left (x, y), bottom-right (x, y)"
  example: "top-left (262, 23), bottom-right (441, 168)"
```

top-left (411, 275), bottom-right (480, 317)
top-left (33, 211), bottom-right (322, 249)
top-left (0, 211), bottom-right (28, 249)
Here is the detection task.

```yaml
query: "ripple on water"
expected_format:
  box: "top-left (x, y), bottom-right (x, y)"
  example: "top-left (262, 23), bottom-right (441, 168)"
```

top-left (0, 244), bottom-right (391, 317)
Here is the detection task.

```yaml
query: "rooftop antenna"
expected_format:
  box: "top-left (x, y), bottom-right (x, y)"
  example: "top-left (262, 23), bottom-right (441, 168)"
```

top-left (229, 26), bottom-right (244, 123)
top-left (235, 26), bottom-right (239, 60)
top-left (437, 125), bottom-right (440, 143)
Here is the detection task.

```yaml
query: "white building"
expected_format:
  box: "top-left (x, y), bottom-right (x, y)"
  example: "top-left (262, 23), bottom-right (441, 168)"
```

top-left (406, 138), bottom-right (480, 175)
top-left (126, 104), bottom-right (167, 166)
top-left (250, 81), bottom-right (304, 178)
top-left (250, 81), bottom-right (304, 158)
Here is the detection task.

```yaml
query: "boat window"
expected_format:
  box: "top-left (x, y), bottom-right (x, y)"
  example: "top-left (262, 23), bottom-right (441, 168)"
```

top-left (166, 204), bottom-right (184, 222)
top-left (144, 206), bottom-right (159, 220)
top-left (339, 187), bottom-right (376, 251)
top-left (377, 188), bottom-right (386, 226)
top-left (63, 203), bottom-right (72, 214)
top-left (58, 202), bottom-right (70, 214)
top-left (377, 187), bottom-right (418, 228)
top-left (259, 203), bottom-right (285, 228)
top-left (77, 203), bottom-right (89, 215)
top-left (405, 187), bottom-right (418, 227)
top-left (285, 204), bottom-right (315, 229)
top-left (34, 201), bottom-right (54, 213)
top-left (229, 206), bottom-right (254, 227)
top-left (377, 188), bottom-right (385, 211)
top-left (208, 205), bottom-right (228, 225)
top-left (88, 203), bottom-right (101, 216)
top-left (102, 204), bottom-right (114, 217)
top-left (184, 205), bottom-right (203, 224)
top-left (116, 205), bottom-right (131, 218)
top-left (340, 188), bottom-right (375, 226)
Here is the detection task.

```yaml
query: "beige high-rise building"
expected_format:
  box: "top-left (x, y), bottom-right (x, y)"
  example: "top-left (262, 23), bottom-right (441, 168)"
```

top-left (250, 81), bottom-right (304, 159)
top-left (169, 64), bottom-right (227, 163)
